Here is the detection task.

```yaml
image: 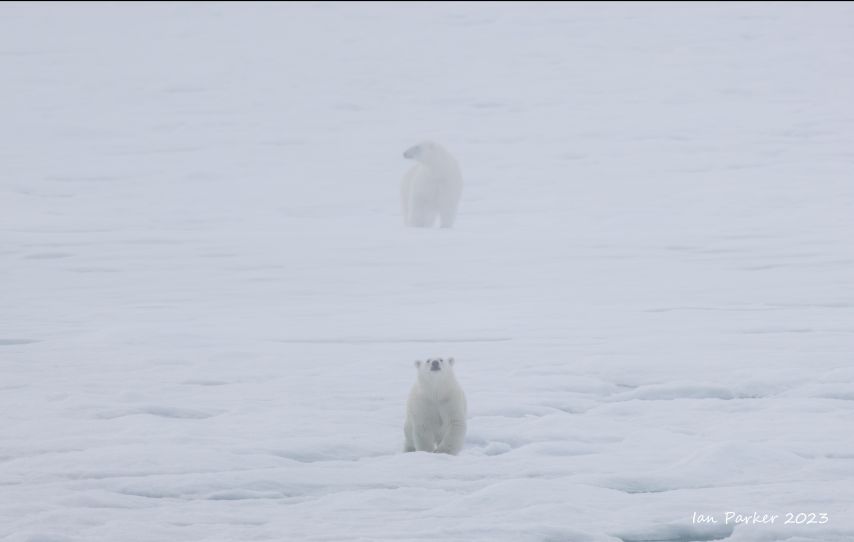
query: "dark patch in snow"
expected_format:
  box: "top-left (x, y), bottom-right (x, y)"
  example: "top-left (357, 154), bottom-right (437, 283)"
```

top-left (616, 523), bottom-right (734, 542)
top-left (181, 379), bottom-right (229, 387)
top-left (66, 267), bottom-right (121, 273)
top-left (645, 305), bottom-right (777, 313)
top-left (23, 252), bottom-right (73, 260)
top-left (274, 337), bottom-right (511, 344)
top-left (0, 339), bottom-right (40, 346)
top-left (741, 327), bottom-right (814, 334)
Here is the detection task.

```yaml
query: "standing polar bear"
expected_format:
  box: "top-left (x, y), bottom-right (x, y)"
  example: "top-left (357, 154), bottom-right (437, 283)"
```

top-left (404, 357), bottom-right (467, 455)
top-left (400, 141), bottom-right (463, 228)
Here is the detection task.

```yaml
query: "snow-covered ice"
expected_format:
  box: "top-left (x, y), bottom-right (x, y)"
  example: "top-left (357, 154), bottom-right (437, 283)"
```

top-left (2, 2), bottom-right (854, 541)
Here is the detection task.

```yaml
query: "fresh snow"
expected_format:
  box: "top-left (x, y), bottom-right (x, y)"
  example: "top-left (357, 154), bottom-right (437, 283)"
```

top-left (2, 2), bottom-right (854, 541)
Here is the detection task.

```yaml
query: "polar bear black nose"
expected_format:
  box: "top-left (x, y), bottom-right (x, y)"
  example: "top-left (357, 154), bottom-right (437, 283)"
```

top-left (430, 359), bottom-right (441, 371)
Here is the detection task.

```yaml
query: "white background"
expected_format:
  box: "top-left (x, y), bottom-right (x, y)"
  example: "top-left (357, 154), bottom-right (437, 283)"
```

top-left (2, 3), bottom-right (853, 541)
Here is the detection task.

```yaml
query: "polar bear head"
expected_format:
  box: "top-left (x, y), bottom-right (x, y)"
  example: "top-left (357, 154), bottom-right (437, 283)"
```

top-left (403, 141), bottom-right (450, 166)
top-left (414, 357), bottom-right (456, 384)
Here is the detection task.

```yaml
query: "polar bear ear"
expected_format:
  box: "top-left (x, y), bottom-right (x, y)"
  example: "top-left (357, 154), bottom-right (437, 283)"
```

top-left (448, 357), bottom-right (455, 366)
top-left (414, 360), bottom-right (422, 369)
top-left (403, 144), bottom-right (421, 160)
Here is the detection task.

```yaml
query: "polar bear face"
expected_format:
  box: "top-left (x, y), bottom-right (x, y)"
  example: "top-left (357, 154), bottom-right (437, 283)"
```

top-left (414, 357), bottom-right (456, 383)
top-left (403, 141), bottom-right (444, 165)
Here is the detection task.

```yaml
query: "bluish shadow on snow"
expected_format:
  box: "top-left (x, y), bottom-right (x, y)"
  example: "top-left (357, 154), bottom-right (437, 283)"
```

top-left (94, 406), bottom-right (221, 420)
top-left (272, 336), bottom-right (512, 344)
top-left (0, 339), bottom-right (41, 346)
top-left (605, 382), bottom-right (769, 402)
top-left (614, 523), bottom-right (734, 542)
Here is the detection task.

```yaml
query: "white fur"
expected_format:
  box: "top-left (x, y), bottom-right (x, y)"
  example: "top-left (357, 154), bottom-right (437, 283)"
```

top-left (400, 141), bottom-right (463, 228)
top-left (403, 357), bottom-right (467, 455)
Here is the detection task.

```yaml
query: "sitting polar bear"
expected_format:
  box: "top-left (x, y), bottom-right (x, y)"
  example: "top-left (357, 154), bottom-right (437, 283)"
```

top-left (404, 357), bottom-right (467, 455)
top-left (400, 141), bottom-right (463, 228)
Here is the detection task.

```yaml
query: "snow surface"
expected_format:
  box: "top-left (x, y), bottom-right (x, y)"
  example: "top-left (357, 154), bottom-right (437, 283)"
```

top-left (2, 2), bottom-right (854, 541)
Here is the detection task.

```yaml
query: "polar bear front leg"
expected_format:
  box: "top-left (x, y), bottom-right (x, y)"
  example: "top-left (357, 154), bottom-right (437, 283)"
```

top-left (412, 424), bottom-right (437, 452)
top-left (435, 393), bottom-right (467, 455)
top-left (435, 418), bottom-right (466, 455)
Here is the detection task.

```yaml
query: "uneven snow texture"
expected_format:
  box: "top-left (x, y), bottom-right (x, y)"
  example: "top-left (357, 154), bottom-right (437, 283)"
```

top-left (2, 2), bottom-right (854, 541)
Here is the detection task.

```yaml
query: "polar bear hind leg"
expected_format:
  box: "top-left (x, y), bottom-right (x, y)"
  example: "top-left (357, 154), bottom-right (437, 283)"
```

top-left (409, 204), bottom-right (438, 228)
top-left (439, 206), bottom-right (457, 229)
